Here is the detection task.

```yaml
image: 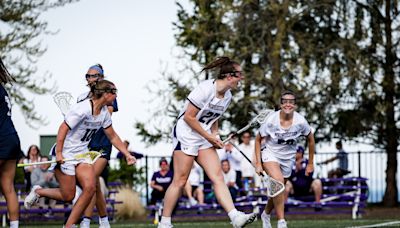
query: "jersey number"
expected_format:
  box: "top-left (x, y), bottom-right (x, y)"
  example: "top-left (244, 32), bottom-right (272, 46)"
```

top-left (277, 139), bottom-right (296, 145)
top-left (199, 111), bottom-right (220, 125)
top-left (81, 129), bottom-right (97, 142)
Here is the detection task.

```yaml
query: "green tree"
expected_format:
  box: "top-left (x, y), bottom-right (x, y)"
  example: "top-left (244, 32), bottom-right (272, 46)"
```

top-left (136, 0), bottom-right (398, 205)
top-left (0, 0), bottom-right (77, 127)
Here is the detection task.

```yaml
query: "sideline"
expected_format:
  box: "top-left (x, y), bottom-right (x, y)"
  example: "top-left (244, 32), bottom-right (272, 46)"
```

top-left (346, 221), bottom-right (400, 228)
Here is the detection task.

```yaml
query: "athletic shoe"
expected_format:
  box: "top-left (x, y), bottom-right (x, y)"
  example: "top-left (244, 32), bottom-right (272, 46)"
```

top-left (277, 219), bottom-right (287, 228)
top-left (157, 222), bottom-right (173, 228)
top-left (79, 221), bottom-right (90, 228)
top-left (189, 197), bottom-right (198, 206)
top-left (24, 185), bottom-right (41, 209)
top-left (99, 220), bottom-right (111, 228)
top-left (231, 211), bottom-right (257, 228)
top-left (261, 211), bottom-right (272, 228)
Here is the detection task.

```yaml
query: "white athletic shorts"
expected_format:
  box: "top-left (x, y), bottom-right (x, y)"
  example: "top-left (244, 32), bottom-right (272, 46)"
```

top-left (261, 149), bottom-right (294, 178)
top-left (172, 125), bottom-right (213, 156)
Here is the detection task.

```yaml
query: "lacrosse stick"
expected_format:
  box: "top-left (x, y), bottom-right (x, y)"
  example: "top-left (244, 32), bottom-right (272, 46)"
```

top-left (223, 108), bottom-right (274, 143)
top-left (53, 91), bottom-right (74, 116)
top-left (17, 151), bottom-right (101, 167)
top-left (228, 141), bottom-right (285, 198)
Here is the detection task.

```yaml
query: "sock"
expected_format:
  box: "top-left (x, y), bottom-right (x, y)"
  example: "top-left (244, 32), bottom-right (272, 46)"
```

top-left (160, 216), bottom-right (171, 225)
top-left (278, 219), bottom-right (286, 223)
top-left (10, 220), bottom-right (19, 228)
top-left (228, 209), bottom-right (239, 221)
top-left (262, 210), bottom-right (271, 217)
top-left (99, 216), bottom-right (109, 224)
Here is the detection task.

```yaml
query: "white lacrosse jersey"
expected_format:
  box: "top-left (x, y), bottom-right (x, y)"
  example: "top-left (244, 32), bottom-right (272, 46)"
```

top-left (62, 99), bottom-right (112, 161)
top-left (258, 110), bottom-right (311, 160)
top-left (174, 80), bottom-right (232, 146)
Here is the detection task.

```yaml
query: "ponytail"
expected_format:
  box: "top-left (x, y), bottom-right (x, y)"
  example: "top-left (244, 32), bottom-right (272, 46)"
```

top-left (90, 80), bottom-right (115, 99)
top-left (201, 56), bottom-right (239, 79)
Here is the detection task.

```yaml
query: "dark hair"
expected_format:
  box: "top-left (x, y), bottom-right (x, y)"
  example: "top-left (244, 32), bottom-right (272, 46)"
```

top-left (281, 90), bottom-right (296, 99)
top-left (159, 157), bottom-right (168, 166)
top-left (0, 58), bottom-right (15, 84)
top-left (90, 79), bottom-right (115, 99)
top-left (27, 145), bottom-right (41, 158)
top-left (201, 56), bottom-right (240, 79)
top-left (336, 140), bottom-right (342, 147)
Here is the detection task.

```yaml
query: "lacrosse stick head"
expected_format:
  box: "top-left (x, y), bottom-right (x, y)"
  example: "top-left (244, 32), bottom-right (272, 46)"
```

top-left (53, 91), bottom-right (74, 116)
top-left (261, 172), bottom-right (285, 198)
top-left (250, 108), bottom-right (274, 126)
top-left (75, 151), bottom-right (101, 164)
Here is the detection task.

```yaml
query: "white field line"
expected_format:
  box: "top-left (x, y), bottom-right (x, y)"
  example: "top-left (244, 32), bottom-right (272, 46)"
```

top-left (346, 221), bottom-right (400, 228)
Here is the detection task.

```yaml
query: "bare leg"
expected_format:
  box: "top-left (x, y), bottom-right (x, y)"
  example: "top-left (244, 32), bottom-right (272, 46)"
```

top-left (65, 164), bottom-right (96, 227)
top-left (83, 158), bottom-right (108, 218)
top-left (194, 187), bottom-right (205, 204)
top-left (161, 151), bottom-right (194, 217)
top-left (184, 181), bottom-right (194, 199)
top-left (36, 168), bottom-right (76, 201)
top-left (284, 180), bottom-right (293, 202)
top-left (0, 160), bottom-right (19, 221)
top-left (196, 148), bottom-right (235, 213)
top-left (263, 162), bottom-right (285, 219)
top-left (311, 179), bottom-right (322, 202)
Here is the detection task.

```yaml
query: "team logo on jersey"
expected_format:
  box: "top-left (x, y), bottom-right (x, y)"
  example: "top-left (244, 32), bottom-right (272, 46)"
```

top-left (208, 103), bottom-right (224, 111)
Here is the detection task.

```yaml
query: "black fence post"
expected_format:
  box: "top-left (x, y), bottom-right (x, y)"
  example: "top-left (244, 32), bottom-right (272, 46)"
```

top-left (145, 155), bottom-right (149, 206)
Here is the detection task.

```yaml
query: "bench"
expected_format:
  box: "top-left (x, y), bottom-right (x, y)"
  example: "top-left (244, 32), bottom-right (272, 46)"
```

top-left (146, 177), bottom-right (368, 221)
top-left (0, 182), bottom-right (123, 226)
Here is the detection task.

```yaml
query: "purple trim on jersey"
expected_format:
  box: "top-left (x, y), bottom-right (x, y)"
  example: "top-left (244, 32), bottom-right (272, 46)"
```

top-left (64, 121), bottom-right (72, 130)
top-left (187, 98), bottom-right (201, 110)
top-left (90, 100), bottom-right (94, 115)
top-left (103, 123), bottom-right (112, 129)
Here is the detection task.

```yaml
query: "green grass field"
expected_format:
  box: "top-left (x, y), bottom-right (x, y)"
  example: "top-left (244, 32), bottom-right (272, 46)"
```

top-left (20, 219), bottom-right (400, 228)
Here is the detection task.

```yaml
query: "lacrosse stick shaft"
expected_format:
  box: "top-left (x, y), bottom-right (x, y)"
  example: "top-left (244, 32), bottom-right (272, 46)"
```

top-left (222, 125), bottom-right (251, 144)
top-left (17, 158), bottom-right (75, 167)
top-left (228, 141), bottom-right (269, 177)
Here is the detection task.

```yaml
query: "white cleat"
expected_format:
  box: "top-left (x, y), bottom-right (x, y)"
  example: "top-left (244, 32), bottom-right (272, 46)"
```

top-left (231, 211), bottom-right (257, 228)
top-left (99, 221), bottom-right (111, 228)
top-left (24, 185), bottom-right (41, 209)
top-left (157, 222), bottom-right (173, 228)
top-left (261, 211), bottom-right (272, 228)
top-left (277, 219), bottom-right (287, 228)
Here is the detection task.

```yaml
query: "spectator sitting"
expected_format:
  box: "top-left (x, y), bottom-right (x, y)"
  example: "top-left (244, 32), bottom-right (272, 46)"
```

top-left (318, 140), bottom-right (350, 178)
top-left (221, 159), bottom-right (238, 202)
top-left (30, 156), bottom-right (59, 216)
top-left (150, 158), bottom-right (173, 205)
top-left (218, 140), bottom-right (243, 196)
top-left (285, 146), bottom-right (322, 210)
top-left (183, 162), bottom-right (206, 207)
top-left (23, 145), bottom-right (42, 191)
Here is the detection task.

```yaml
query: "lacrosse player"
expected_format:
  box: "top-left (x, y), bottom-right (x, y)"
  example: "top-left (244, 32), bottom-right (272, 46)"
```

top-left (0, 58), bottom-right (21, 228)
top-left (24, 80), bottom-right (136, 228)
top-left (76, 64), bottom-right (119, 228)
top-left (158, 57), bottom-right (257, 228)
top-left (255, 90), bottom-right (315, 228)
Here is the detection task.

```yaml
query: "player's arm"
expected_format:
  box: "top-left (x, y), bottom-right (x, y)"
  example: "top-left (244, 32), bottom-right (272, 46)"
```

top-left (55, 122), bottom-right (69, 163)
top-left (184, 103), bottom-right (223, 149)
top-left (254, 133), bottom-right (263, 175)
top-left (210, 119), bottom-right (219, 138)
top-left (305, 132), bottom-right (316, 176)
top-left (103, 126), bottom-right (136, 165)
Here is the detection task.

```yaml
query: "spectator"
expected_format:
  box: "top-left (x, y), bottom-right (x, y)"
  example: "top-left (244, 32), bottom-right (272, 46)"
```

top-left (218, 141), bottom-right (243, 195)
top-left (221, 159), bottom-right (238, 202)
top-left (183, 162), bottom-right (205, 207)
top-left (238, 131), bottom-right (257, 192)
top-left (30, 156), bottom-right (59, 216)
top-left (23, 145), bottom-right (42, 191)
top-left (285, 146), bottom-right (322, 210)
top-left (150, 158), bottom-right (173, 205)
top-left (319, 141), bottom-right (349, 178)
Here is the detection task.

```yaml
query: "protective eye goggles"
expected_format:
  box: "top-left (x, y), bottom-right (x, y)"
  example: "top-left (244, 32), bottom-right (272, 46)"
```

top-left (280, 98), bottom-right (296, 105)
top-left (95, 88), bottom-right (118, 94)
top-left (85, 74), bottom-right (102, 79)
